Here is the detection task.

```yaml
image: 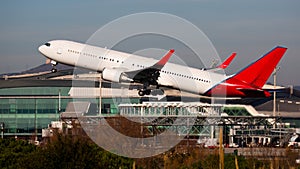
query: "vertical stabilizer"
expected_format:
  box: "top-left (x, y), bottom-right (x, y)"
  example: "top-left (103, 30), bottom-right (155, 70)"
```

top-left (231, 46), bottom-right (287, 88)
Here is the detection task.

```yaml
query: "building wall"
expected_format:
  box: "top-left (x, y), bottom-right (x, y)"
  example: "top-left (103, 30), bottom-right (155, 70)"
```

top-left (0, 87), bottom-right (71, 138)
top-left (0, 86), bottom-right (140, 139)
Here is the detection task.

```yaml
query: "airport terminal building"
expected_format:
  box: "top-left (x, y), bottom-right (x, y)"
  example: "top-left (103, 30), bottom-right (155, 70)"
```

top-left (1, 67), bottom-right (300, 145)
top-left (0, 68), bottom-right (140, 139)
top-left (0, 86), bottom-right (69, 138)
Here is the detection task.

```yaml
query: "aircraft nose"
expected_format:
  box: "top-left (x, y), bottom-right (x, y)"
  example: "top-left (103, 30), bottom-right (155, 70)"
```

top-left (38, 45), bottom-right (45, 55)
top-left (38, 42), bottom-right (51, 55)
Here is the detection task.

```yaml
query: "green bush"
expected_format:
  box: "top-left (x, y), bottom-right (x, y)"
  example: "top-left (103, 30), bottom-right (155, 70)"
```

top-left (0, 136), bottom-right (133, 169)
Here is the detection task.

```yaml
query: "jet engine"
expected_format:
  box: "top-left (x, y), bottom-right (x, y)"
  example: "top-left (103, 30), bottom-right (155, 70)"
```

top-left (102, 68), bottom-right (131, 83)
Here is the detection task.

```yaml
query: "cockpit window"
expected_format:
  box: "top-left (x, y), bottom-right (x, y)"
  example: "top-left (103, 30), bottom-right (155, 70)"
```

top-left (45, 42), bottom-right (51, 47)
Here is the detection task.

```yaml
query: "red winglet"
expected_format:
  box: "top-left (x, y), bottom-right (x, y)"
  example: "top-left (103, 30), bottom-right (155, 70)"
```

top-left (217, 52), bottom-right (236, 69)
top-left (155, 49), bottom-right (174, 67)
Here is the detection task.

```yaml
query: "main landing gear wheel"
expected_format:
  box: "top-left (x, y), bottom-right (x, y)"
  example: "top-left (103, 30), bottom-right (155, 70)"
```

top-left (138, 90), bottom-right (145, 96)
top-left (138, 89), bottom-right (151, 96)
top-left (51, 68), bottom-right (57, 73)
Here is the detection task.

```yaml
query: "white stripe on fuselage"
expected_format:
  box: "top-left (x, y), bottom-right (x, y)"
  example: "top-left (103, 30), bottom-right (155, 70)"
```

top-left (39, 40), bottom-right (228, 95)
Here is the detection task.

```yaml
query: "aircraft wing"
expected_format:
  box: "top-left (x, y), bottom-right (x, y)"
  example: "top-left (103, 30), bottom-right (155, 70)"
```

top-left (124, 49), bottom-right (174, 86)
top-left (217, 52), bottom-right (236, 69)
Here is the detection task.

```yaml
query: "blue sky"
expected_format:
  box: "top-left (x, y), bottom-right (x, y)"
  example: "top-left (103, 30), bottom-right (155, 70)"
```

top-left (0, 0), bottom-right (299, 85)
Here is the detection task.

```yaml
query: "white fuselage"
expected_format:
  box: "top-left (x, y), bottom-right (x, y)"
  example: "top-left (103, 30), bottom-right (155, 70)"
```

top-left (38, 40), bottom-right (228, 95)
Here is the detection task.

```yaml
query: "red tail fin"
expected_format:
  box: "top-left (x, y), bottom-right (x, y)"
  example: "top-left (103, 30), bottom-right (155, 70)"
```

top-left (232, 46), bottom-right (287, 88)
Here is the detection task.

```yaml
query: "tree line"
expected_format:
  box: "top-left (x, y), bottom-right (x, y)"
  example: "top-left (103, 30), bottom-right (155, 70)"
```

top-left (1, 135), bottom-right (299, 169)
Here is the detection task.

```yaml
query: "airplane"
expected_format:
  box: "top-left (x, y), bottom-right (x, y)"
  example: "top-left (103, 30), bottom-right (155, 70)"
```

top-left (38, 40), bottom-right (287, 97)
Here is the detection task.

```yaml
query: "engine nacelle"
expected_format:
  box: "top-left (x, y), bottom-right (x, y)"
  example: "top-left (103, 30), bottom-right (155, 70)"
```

top-left (102, 68), bottom-right (131, 83)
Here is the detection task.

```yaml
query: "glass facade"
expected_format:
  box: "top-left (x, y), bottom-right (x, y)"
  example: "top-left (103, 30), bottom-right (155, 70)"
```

top-left (0, 86), bottom-right (140, 139)
top-left (0, 87), bottom-right (71, 138)
top-left (0, 98), bottom-right (73, 136)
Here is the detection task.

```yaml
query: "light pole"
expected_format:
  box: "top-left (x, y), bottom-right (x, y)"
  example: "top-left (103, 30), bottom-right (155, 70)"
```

top-left (58, 89), bottom-right (61, 120)
top-left (273, 67), bottom-right (280, 128)
top-left (35, 98), bottom-right (37, 141)
top-left (99, 75), bottom-right (102, 115)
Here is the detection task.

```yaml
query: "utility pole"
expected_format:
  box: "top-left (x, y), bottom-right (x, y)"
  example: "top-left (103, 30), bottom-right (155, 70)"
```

top-left (219, 126), bottom-right (224, 169)
top-left (99, 75), bottom-right (102, 115)
top-left (58, 89), bottom-right (61, 120)
top-left (234, 149), bottom-right (239, 169)
top-left (279, 104), bottom-right (282, 146)
top-left (35, 98), bottom-right (37, 141)
top-left (289, 85), bottom-right (293, 98)
top-left (273, 67), bottom-right (280, 128)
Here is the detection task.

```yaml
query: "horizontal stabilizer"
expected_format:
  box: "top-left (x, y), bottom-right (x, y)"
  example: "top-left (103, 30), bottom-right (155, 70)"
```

top-left (237, 88), bottom-right (271, 97)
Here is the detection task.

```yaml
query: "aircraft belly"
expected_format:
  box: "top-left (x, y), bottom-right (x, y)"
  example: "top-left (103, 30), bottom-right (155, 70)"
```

top-left (158, 75), bottom-right (211, 95)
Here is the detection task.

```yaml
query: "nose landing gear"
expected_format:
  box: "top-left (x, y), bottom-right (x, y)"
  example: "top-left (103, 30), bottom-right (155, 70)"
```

top-left (50, 60), bottom-right (58, 73)
top-left (51, 67), bottom-right (57, 73)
